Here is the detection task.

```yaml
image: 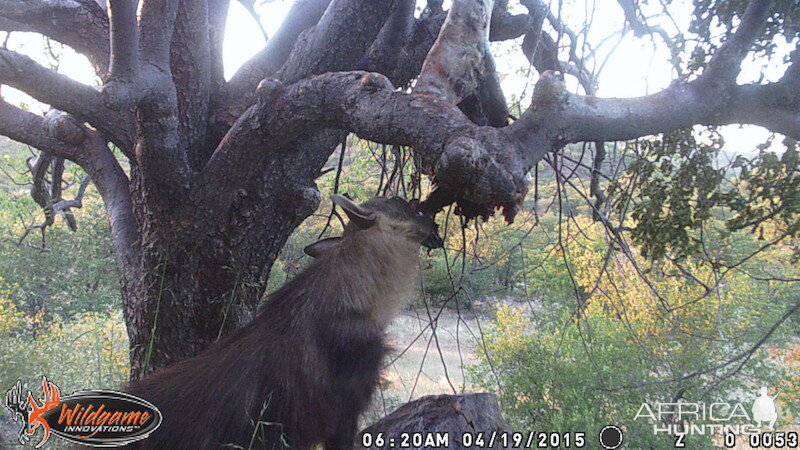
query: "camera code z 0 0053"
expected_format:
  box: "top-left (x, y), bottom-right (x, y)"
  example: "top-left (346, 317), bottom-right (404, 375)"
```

top-left (360, 431), bottom-right (588, 448)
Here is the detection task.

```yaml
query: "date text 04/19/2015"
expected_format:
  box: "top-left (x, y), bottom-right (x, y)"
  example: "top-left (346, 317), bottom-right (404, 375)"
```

top-left (360, 431), bottom-right (588, 448)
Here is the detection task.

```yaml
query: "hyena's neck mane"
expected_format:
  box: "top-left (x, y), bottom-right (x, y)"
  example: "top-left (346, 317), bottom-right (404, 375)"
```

top-left (265, 229), bottom-right (420, 327)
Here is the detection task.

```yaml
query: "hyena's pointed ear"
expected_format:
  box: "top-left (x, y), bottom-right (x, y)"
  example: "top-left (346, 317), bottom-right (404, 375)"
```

top-left (331, 195), bottom-right (376, 229)
top-left (304, 237), bottom-right (343, 258)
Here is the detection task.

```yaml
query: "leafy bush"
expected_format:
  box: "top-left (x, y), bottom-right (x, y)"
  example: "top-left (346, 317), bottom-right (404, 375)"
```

top-left (470, 216), bottom-right (800, 449)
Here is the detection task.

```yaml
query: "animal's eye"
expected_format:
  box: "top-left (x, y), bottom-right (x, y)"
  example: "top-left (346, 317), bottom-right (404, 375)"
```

top-left (416, 211), bottom-right (424, 217)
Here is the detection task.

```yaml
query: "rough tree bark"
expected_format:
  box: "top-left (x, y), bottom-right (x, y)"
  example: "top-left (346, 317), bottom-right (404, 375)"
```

top-left (0, 0), bottom-right (795, 381)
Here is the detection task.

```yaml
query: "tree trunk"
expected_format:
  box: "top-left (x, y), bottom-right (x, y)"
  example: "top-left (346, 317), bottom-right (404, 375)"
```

top-left (121, 123), bottom-right (334, 378)
top-left (358, 393), bottom-right (512, 450)
top-left (0, 0), bottom-right (793, 383)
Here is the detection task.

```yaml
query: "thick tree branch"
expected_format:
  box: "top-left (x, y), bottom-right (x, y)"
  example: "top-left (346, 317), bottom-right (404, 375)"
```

top-left (277, 0), bottom-right (399, 83)
top-left (200, 72), bottom-right (526, 221)
top-left (357, 0), bottom-right (415, 75)
top-left (701, 0), bottom-right (773, 84)
top-left (0, 47), bottom-right (134, 152)
top-left (139, 0), bottom-right (178, 67)
top-left (473, 48), bottom-right (509, 127)
top-left (512, 70), bottom-right (800, 150)
top-left (171, 0), bottom-right (212, 169)
top-left (201, 74), bottom-right (462, 206)
top-left (0, 0), bottom-right (110, 76)
top-left (0, 15), bottom-right (37, 34)
top-left (103, 0), bottom-right (179, 111)
top-left (103, 0), bottom-right (188, 198)
top-left (208, 68), bottom-right (797, 221)
top-left (0, 100), bottom-right (84, 161)
top-left (489, 1), bottom-right (532, 41)
top-left (374, 9), bottom-right (447, 88)
top-left (415, 0), bottom-right (494, 104)
top-left (80, 130), bottom-right (141, 301)
top-left (108, 0), bottom-right (139, 78)
top-left (219, 0), bottom-right (330, 124)
top-left (208, 0), bottom-right (229, 105)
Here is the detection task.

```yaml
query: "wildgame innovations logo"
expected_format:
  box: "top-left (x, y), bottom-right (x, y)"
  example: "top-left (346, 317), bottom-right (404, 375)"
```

top-left (4, 376), bottom-right (162, 448)
top-left (633, 385), bottom-right (785, 438)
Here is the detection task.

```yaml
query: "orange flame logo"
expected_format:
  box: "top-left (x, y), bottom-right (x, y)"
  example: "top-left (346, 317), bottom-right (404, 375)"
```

top-left (26, 377), bottom-right (61, 448)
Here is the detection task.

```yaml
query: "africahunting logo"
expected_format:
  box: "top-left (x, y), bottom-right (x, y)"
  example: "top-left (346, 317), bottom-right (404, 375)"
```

top-left (4, 376), bottom-right (162, 447)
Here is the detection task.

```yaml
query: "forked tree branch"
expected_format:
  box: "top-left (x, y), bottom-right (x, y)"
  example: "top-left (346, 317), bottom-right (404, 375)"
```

top-left (0, 48), bottom-right (135, 152)
top-left (512, 0), bottom-right (796, 145)
top-left (103, 0), bottom-right (189, 195)
top-left (199, 72), bottom-right (523, 222)
top-left (201, 0), bottom-right (792, 223)
top-left (615, 0), bottom-right (679, 71)
top-left (701, 0), bottom-right (773, 84)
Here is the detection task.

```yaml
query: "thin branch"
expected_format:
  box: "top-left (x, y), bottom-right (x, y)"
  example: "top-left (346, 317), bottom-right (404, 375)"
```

top-left (236, 0), bottom-right (268, 41)
top-left (520, 0), bottom-right (595, 92)
top-left (615, 0), bottom-right (680, 71)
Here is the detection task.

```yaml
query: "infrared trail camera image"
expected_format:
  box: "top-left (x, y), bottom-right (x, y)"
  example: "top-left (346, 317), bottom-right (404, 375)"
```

top-left (0, 0), bottom-right (798, 449)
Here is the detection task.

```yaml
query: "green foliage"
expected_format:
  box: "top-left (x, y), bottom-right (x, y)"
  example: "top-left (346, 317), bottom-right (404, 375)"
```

top-left (725, 138), bottom-right (800, 257)
top-left (471, 305), bottom-right (682, 448)
top-left (610, 129), bottom-right (726, 260)
top-left (0, 165), bottom-right (120, 320)
top-left (470, 218), bottom-right (799, 448)
top-left (689, 0), bottom-right (800, 70)
top-left (611, 130), bottom-right (800, 262)
top-left (0, 140), bottom-right (126, 396)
